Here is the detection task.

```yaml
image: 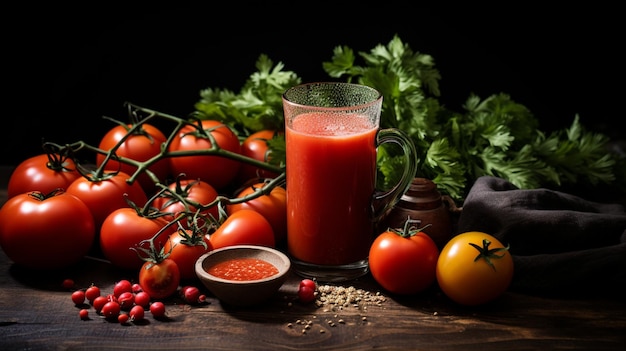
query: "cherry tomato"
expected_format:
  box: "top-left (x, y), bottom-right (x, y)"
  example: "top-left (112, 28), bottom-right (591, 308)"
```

top-left (66, 170), bottom-right (148, 232)
top-left (149, 301), bottom-right (166, 318)
top-left (168, 120), bottom-right (241, 190)
top-left (7, 151), bottom-right (80, 199)
top-left (0, 190), bottom-right (95, 270)
top-left (227, 182), bottom-right (287, 245)
top-left (369, 220), bottom-right (439, 295)
top-left (209, 209), bottom-right (275, 250)
top-left (236, 130), bottom-right (282, 183)
top-left (436, 231), bottom-right (514, 306)
top-left (163, 227), bottom-right (212, 281)
top-left (99, 207), bottom-right (173, 270)
top-left (153, 178), bottom-right (219, 224)
top-left (139, 257), bottom-right (181, 300)
top-left (96, 123), bottom-right (170, 194)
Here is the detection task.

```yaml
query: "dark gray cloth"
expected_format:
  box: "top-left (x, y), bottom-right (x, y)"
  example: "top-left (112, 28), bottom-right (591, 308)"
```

top-left (456, 176), bottom-right (626, 297)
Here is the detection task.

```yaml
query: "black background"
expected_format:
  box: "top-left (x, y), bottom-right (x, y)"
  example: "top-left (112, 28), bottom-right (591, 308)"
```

top-left (3, 3), bottom-right (623, 167)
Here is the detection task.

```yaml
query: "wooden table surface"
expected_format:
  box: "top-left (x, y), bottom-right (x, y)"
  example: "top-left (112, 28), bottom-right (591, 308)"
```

top-left (1, 168), bottom-right (625, 350)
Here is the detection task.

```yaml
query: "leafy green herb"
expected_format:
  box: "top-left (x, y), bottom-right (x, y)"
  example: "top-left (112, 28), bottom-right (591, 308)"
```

top-left (323, 35), bottom-right (623, 200)
top-left (194, 54), bottom-right (300, 137)
top-left (194, 35), bottom-right (625, 202)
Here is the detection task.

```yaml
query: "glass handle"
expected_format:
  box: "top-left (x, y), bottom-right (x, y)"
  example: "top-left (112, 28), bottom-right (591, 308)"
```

top-left (372, 128), bottom-right (418, 223)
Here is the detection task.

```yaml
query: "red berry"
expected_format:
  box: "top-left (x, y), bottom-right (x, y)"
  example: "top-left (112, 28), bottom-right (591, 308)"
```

top-left (132, 283), bottom-right (143, 293)
top-left (149, 301), bottom-right (166, 318)
top-left (62, 278), bottom-right (75, 289)
top-left (181, 286), bottom-right (201, 304)
top-left (297, 279), bottom-right (317, 303)
top-left (118, 313), bottom-right (130, 324)
top-left (71, 290), bottom-right (86, 305)
top-left (134, 291), bottom-right (151, 308)
top-left (118, 292), bottom-right (135, 310)
top-left (113, 279), bottom-right (133, 298)
top-left (101, 301), bottom-right (121, 320)
top-left (92, 296), bottom-right (108, 313)
top-left (129, 305), bottom-right (145, 322)
top-left (85, 286), bottom-right (101, 303)
top-left (299, 279), bottom-right (316, 291)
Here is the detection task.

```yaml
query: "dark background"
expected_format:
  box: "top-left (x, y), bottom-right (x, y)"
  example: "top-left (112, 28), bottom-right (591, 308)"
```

top-left (3, 3), bottom-right (623, 167)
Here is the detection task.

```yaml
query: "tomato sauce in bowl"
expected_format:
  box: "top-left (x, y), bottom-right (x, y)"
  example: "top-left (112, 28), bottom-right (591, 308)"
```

top-left (207, 258), bottom-right (279, 281)
top-left (195, 245), bottom-right (291, 306)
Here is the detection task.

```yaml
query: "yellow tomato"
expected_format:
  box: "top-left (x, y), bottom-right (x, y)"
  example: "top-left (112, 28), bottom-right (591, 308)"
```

top-left (436, 231), bottom-right (514, 306)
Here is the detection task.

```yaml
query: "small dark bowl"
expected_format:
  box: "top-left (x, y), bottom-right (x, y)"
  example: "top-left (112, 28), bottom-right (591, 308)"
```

top-left (195, 245), bottom-right (291, 307)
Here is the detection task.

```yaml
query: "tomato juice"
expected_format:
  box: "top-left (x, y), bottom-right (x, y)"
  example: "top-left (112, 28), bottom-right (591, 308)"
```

top-left (285, 112), bottom-right (377, 266)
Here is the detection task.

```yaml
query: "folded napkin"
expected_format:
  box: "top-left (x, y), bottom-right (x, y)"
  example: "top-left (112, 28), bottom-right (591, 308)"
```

top-left (456, 176), bottom-right (626, 297)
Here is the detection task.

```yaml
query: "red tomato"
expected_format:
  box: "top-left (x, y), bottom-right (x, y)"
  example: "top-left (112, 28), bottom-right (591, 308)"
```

top-left (0, 190), bottom-right (95, 269)
top-left (138, 257), bottom-right (180, 300)
top-left (210, 209), bottom-right (275, 250)
top-left (99, 207), bottom-right (174, 270)
top-left (436, 231), bottom-right (514, 306)
top-left (226, 182), bottom-right (287, 245)
top-left (96, 123), bottom-right (170, 194)
top-left (66, 171), bottom-right (148, 231)
top-left (7, 152), bottom-right (80, 199)
top-left (163, 227), bottom-right (213, 281)
top-left (369, 222), bottom-right (439, 295)
top-left (168, 120), bottom-right (241, 190)
top-left (152, 178), bottom-right (219, 225)
top-left (236, 130), bottom-right (282, 183)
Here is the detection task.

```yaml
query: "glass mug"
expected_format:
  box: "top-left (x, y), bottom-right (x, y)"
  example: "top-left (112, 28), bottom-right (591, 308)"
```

top-left (282, 82), bottom-right (418, 282)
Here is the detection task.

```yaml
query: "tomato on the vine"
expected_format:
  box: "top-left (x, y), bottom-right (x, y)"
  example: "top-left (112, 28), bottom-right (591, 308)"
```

top-left (153, 178), bottom-right (219, 224)
top-left (209, 209), bottom-right (275, 250)
top-left (436, 231), bottom-right (514, 306)
top-left (137, 254), bottom-right (181, 300)
top-left (236, 129), bottom-right (282, 183)
top-left (163, 225), bottom-right (213, 281)
top-left (66, 170), bottom-right (148, 232)
top-left (0, 190), bottom-right (95, 270)
top-left (226, 182), bottom-right (287, 245)
top-left (368, 219), bottom-right (439, 295)
top-left (99, 206), bottom-right (173, 270)
top-left (7, 148), bottom-right (80, 199)
top-left (96, 122), bottom-right (170, 194)
top-left (168, 119), bottom-right (241, 190)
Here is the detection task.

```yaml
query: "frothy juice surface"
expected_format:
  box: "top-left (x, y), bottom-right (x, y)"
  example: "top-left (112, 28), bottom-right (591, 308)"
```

top-left (286, 112), bottom-right (377, 265)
